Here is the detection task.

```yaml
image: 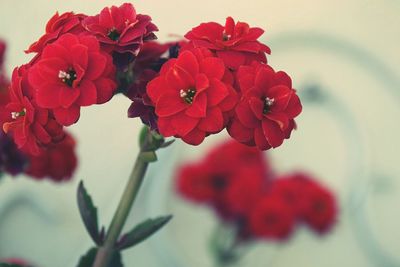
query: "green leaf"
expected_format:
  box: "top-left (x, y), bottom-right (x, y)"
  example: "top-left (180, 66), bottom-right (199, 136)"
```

top-left (0, 264), bottom-right (26, 267)
top-left (76, 247), bottom-right (123, 267)
top-left (139, 151), bottom-right (158, 162)
top-left (77, 181), bottom-right (102, 245)
top-left (160, 139), bottom-right (175, 148)
top-left (76, 247), bottom-right (97, 267)
top-left (116, 215), bottom-right (172, 250)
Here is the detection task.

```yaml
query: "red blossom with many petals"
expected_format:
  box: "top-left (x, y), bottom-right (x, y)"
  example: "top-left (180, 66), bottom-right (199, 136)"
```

top-left (82, 3), bottom-right (158, 55)
top-left (26, 11), bottom-right (87, 60)
top-left (147, 48), bottom-right (237, 145)
top-left (3, 65), bottom-right (64, 155)
top-left (248, 195), bottom-right (295, 240)
top-left (25, 132), bottom-right (77, 182)
top-left (184, 17), bottom-right (270, 69)
top-left (28, 33), bottom-right (117, 126)
top-left (228, 62), bottom-right (302, 150)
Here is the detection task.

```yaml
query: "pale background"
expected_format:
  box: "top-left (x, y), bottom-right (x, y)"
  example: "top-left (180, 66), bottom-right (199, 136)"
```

top-left (0, 0), bottom-right (399, 267)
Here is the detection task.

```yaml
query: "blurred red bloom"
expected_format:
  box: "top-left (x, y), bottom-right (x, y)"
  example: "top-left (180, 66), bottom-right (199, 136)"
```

top-left (176, 162), bottom-right (218, 203)
top-left (82, 3), bottom-right (158, 55)
top-left (228, 62), bottom-right (302, 150)
top-left (25, 132), bottom-right (78, 182)
top-left (28, 33), bottom-right (116, 126)
top-left (222, 168), bottom-right (265, 217)
top-left (26, 11), bottom-right (87, 57)
top-left (3, 65), bottom-right (64, 155)
top-left (205, 139), bottom-right (269, 174)
top-left (147, 49), bottom-right (237, 145)
top-left (184, 17), bottom-right (270, 69)
top-left (301, 182), bottom-right (338, 234)
top-left (249, 195), bottom-right (295, 240)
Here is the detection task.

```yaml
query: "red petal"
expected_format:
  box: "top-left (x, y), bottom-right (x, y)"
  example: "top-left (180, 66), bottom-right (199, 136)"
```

top-left (248, 97), bottom-right (263, 120)
top-left (166, 65), bottom-right (194, 90)
top-left (224, 17), bottom-right (235, 36)
top-left (156, 94), bottom-right (187, 117)
top-left (158, 117), bottom-right (176, 137)
top-left (32, 123), bottom-right (51, 144)
top-left (59, 86), bottom-right (80, 108)
top-left (255, 66), bottom-right (275, 91)
top-left (237, 65), bottom-right (256, 93)
top-left (262, 119), bottom-right (284, 148)
top-left (198, 107), bottom-right (223, 133)
top-left (176, 50), bottom-right (199, 78)
top-left (285, 93), bottom-right (302, 118)
top-left (275, 71), bottom-right (292, 87)
top-left (227, 118), bottom-right (253, 143)
top-left (266, 112), bottom-right (289, 130)
top-left (95, 78), bottom-right (117, 104)
top-left (207, 79), bottom-right (228, 107)
top-left (182, 128), bottom-right (206, 145)
top-left (216, 50), bottom-right (245, 69)
top-left (269, 86), bottom-right (292, 112)
top-left (53, 106), bottom-right (80, 126)
top-left (199, 57), bottom-right (225, 80)
top-left (254, 127), bottom-right (271, 150)
top-left (195, 73), bottom-right (209, 92)
top-left (171, 113), bottom-right (199, 137)
top-left (71, 44), bottom-right (88, 74)
top-left (235, 99), bottom-right (259, 128)
top-left (85, 52), bottom-right (107, 80)
top-left (42, 43), bottom-right (70, 62)
top-left (219, 85), bottom-right (238, 112)
top-left (185, 92), bottom-right (207, 118)
top-left (77, 80), bottom-right (97, 106)
top-left (36, 83), bottom-right (63, 108)
top-left (185, 22), bottom-right (224, 42)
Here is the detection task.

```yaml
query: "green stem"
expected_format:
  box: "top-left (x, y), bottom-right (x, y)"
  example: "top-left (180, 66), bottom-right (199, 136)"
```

top-left (92, 137), bottom-right (150, 267)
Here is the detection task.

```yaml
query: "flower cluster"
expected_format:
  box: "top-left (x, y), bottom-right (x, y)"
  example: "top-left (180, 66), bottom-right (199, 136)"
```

top-left (2, 3), bottom-right (157, 156)
top-left (0, 39), bottom-right (77, 182)
top-left (133, 17), bottom-right (302, 149)
top-left (176, 140), bottom-right (337, 241)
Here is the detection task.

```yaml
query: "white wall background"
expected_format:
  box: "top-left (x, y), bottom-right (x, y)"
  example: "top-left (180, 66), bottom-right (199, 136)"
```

top-left (0, 1), bottom-right (399, 267)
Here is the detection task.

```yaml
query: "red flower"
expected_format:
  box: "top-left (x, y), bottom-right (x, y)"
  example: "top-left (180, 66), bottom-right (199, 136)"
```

top-left (3, 65), bottom-right (64, 155)
top-left (147, 48), bottom-right (237, 145)
top-left (176, 162), bottom-right (218, 203)
top-left (184, 17), bottom-right (270, 69)
top-left (249, 195), bottom-right (295, 240)
top-left (301, 182), bottom-right (338, 234)
top-left (28, 33), bottom-right (117, 126)
top-left (269, 174), bottom-right (312, 217)
top-left (82, 3), bottom-right (158, 55)
top-left (205, 139), bottom-right (270, 174)
top-left (26, 12), bottom-right (87, 58)
top-left (228, 62), bottom-right (302, 150)
top-left (25, 132), bottom-right (78, 182)
top-left (222, 168), bottom-right (265, 217)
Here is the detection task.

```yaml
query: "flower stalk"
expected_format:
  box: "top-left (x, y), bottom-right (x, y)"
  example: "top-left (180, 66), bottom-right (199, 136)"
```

top-left (92, 127), bottom-right (161, 267)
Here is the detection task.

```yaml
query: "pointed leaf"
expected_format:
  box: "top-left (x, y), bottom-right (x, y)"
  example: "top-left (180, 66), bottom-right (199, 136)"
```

top-left (77, 181), bottom-right (102, 245)
top-left (117, 215), bottom-right (172, 250)
top-left (160, 139), bottom-right (175, 148)
top-left (76, 247), bottom-right (97, 267)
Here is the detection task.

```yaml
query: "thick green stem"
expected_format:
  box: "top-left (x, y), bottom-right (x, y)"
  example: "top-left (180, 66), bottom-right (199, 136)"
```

top-left (92, 140), bottom-right (150, 267)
